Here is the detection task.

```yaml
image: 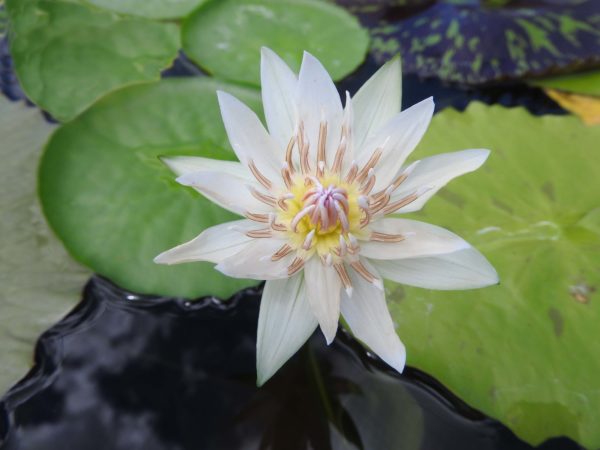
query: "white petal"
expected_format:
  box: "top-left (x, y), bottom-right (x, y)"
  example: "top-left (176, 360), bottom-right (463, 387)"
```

top-left (341, 259), bottom-right (405, 373)
top-left (216, 238), bottom-right (294, 280)
top-left (161, 155), bottom-right (249, 179)
top-left (390, 149), bottom-right (490, 213)
top-left (261, 47), bottom-right (298, 151)
top-left (217, 91), bottom-right (282, 180)
top-left (296, 51), bottom-right (343, 165)
top-left (256, 273), bottom-right (317, 385)
top-left (154, 220), bottom-right (255, 265)
top-left (370, 247), bottom-right (499, 290)
top-left (357, 97), bottom-right (434, 191)
top-left (304, 257), bottom-right (342, 344)
top-left (177, 170), bottom-right (270, 215)
top-left (352, 56), bottom-right (402, 152)
top-left (360, 218), bottom-right (469, 260)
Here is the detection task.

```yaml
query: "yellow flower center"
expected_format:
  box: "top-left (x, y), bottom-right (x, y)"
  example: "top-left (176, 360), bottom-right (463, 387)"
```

top-left (278, 172), bottom-right (363, 258)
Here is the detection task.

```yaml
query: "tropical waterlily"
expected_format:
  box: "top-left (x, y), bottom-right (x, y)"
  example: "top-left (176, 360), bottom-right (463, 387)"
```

top-left (155, 48), bottom-right (498, 385)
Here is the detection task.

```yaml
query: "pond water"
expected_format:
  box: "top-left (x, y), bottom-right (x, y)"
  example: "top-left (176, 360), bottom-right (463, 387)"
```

top-left (0, 277), bottom-right (583, 450)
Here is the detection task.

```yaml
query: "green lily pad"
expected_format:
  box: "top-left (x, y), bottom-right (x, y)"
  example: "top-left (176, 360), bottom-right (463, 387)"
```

top-left (85, 0), bottom-right (208, 19)
top-left (531, 69), bottom-right (600, 96)
top-left (182, 0), bottom-right (369, 86)
top-left (387, 103), bottom-right (600, 447)
top-left (5, 0), bottom-right (180, 121)
top-left (0, 96), bottom-right (91, 396)
top-left (0, 5), bottom-right (6, 40)
top-left (39, 78), bottom-right (262, 299)
top-left (348, 0), bottom-right (600, 84)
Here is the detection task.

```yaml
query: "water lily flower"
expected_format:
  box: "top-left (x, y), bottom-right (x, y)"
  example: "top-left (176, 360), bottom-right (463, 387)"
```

top-left (154, 48), bottom-right (498, 385)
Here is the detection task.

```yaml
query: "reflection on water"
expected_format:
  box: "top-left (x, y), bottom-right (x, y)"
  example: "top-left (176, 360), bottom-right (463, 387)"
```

top-left (0, 277), bottom-right (582, 450)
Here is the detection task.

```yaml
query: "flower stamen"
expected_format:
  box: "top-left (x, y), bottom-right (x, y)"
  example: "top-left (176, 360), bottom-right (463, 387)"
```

top-left (345, 161), bottom-right (358, 184)
top-left (391, 161), bottom-right (419, 189)
top-left (360, 169), bottom-right (376, 195)
top-left (369, 186), bottom-right (394, 214)
top-left (277, 193), bottom-right (294, 212)
top-left (333, 263), bottom-right (353, 296)
top-left (300, 140), bottom-right (311, 174)
top-left (331, 136), bottom-right (346, 174)
top-left (360, 207), bottom-right (371, 228)
top-left (248, 159), bottom-right (273, 190)
top-left (285, 137), bottom-right (296, 174)
top-left (297, 121), bottom-right (305, 149)
top-left (245, 212), bottom-right (270, 223)
top-left (281, 163), bottom-right (293, 189)
top-left (246, 228), bottom-right (273, 238)
top-left (270, 221), bottom-right (288, 232)
top-left (350, 260), bottom-right (382, 288)
top-left (370, 231), bottom-right (406, 242)
top-left (372, 161), bottom-right (420, 202)
top-left (250, 188), bottom-right (277, 206)
top-left (347, 233), bottom-right (360, 254)
top-left (356, 149), bottom-right (383, 184)
top-left (317, 121), bottom-right (327, 176)
top-left (287, 256), bottom-right (305, 275)
top-left (271, 244), bottom-right (293, 261)
top-left (381, 189), bottom-right (426, 214)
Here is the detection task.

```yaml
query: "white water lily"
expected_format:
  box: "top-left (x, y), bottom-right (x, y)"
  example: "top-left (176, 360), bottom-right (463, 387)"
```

top-left (155, 48), bottom-right (498, 385)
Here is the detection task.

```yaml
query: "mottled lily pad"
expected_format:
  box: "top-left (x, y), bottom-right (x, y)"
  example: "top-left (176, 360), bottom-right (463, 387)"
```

top-left (351, 0), bottom-right (600, 84)
top-left (388, 103), bottom-right (600, 447)
top-left (182, 0), bottom-right (369, 86)
top-left (6, 0), bottom-right (180, 121)
top-left (39, 78), bottom-right (262, 299)
top-left (0, 97), bottom-right (90, 396)
top-left (85, 0), bottom-right (208, 19)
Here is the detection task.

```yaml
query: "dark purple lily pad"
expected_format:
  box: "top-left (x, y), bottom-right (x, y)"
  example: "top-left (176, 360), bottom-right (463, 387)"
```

top-left (340, 0), bottom-right (600, 84)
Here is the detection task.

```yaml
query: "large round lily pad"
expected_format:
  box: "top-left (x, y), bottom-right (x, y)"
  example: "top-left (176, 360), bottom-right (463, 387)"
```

top-left (349, 0), bottom-right (600, 84)
top-left (0, 96), bottom-right (91, 396)
top-left (182, 0), bottom-right (369, 86)
top-left (388, 103), bottom-right (600, 447)
top-left (6, 0), bottom-right (180, 121)
top-left (39, 78), bottom-right (261, 299)
top-left (85, 0), bottom-right (208, 19)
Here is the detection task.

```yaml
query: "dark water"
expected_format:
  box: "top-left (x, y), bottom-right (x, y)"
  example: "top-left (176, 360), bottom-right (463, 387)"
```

top-left (0, 277), bottom-right (584, 450)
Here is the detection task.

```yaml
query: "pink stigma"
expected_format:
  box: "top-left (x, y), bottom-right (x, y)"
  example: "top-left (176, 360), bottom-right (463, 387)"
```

top-left (293, 182), bottom-right (350, 233)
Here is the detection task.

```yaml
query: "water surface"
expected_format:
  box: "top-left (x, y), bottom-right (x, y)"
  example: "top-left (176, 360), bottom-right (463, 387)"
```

top-left (0, 277), bottom-right (583, 450)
